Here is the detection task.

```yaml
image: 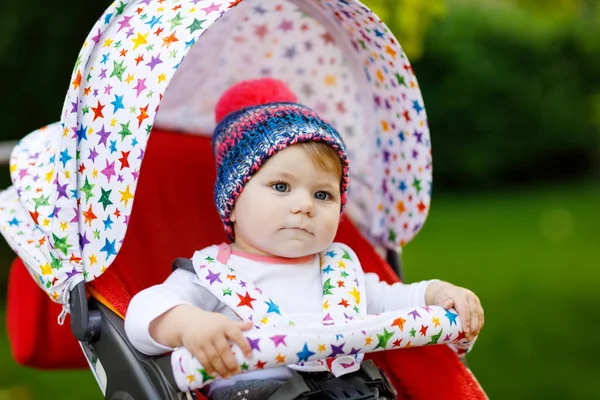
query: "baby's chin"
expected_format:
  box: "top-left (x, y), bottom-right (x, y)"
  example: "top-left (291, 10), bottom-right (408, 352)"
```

top-left (268, 239), bottom-right (332, 259)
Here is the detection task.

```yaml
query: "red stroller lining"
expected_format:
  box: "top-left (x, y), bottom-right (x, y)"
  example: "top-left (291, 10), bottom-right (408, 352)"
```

top-left (88, 128), bottom-right (400, 317)
top-left (6, 128), bottom-right (485, 399)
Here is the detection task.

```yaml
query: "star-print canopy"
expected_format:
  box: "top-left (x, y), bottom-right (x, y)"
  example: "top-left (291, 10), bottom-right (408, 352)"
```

top-left (0, 0), bottom-right (432, 305)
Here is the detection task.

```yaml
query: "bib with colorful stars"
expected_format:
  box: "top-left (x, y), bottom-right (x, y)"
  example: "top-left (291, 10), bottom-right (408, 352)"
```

top-left (189, 243), bottom-right (366, 376)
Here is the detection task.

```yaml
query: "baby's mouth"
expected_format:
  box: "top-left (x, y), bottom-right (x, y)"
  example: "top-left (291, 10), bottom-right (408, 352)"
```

top-left (284, 227), bottom-right (313, 235)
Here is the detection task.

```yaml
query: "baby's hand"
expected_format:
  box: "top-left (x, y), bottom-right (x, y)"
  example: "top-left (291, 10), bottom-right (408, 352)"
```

top-left (425, 281), bottom-right (484, 341)
top-left (150, 305), bottom-right (254, 378)
top-left (180, 306), bottom-right (254, 377)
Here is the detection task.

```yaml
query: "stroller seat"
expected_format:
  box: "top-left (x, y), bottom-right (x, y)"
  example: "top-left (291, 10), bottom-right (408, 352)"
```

top-left (6, 128), bottom-right (485, 399)
top-left (1, 0), bottom-right (487, 397)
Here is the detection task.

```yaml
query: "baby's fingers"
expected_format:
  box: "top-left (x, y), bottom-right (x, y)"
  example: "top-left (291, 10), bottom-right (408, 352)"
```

top-left (214, 336), bottom-right (239, 376)
top-left (466, 297), bottom-right (480, 340)
top-left (441, 297), bottom-right (454, 309)
top-left (469, 296), bottom-right (484, 338)
top-left (454, 299), bottom-right (472, 338)
top-left (227, 323), bottom-right (253, 358)
top-left (478, 297), bottom-right (485, 331)
top-left (193, 348), bottom-right (214, 377)
top-left (204, 342), bottom-right (229, 378)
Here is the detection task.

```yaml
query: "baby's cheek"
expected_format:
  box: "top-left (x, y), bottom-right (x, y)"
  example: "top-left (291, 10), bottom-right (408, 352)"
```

top-left (253, 208), bottom-right (279, 228)
top-left (323, 212), bottom-right (341, 238)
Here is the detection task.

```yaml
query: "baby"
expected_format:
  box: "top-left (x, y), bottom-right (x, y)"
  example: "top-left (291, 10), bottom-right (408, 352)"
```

top-left (125, 78), bottom-right (484, 399)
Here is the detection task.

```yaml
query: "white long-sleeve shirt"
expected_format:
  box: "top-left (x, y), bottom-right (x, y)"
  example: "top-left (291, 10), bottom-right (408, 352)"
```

top-left (124, 243), bottom-right (434, 392)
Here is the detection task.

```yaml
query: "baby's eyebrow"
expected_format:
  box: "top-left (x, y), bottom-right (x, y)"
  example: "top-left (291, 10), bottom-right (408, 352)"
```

top-left (266, 171), bottom-right (297, 180)
top-left (265, 171), bottom-right (339, 190)
top-left (277, 171), bottom-right (297, 179)
top-left (317, 182), bottom-right (340, 192)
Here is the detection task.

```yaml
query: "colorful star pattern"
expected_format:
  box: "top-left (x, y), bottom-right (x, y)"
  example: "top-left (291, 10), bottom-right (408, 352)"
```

top-left (173, 242), bottom-right (475, 391)
top-left (0, 0), bottom-right (431, 306)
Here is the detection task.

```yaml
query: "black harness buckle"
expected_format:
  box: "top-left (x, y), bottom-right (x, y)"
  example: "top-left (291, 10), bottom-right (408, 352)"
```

top-left (300, 360), bottom-right (397, 399)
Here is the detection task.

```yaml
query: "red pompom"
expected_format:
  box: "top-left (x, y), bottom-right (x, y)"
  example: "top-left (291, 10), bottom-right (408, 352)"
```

top-left (214, 78), bottom-right (298, 124)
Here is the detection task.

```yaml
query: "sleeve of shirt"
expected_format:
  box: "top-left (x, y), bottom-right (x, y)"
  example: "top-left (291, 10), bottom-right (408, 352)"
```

top-left (124, 268), bottom-right (222, 356)
top-left (364, 272), bottom-right (439, 314)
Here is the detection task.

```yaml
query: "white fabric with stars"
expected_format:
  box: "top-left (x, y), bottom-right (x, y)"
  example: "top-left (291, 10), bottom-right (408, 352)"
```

top-left (171, 243), bottom-right (475, 391)
top-left (189, 243), bottom-right (365, 375)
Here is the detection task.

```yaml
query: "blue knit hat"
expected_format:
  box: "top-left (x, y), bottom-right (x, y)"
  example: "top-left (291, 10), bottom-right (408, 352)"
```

top-left (212, 78), bottom-right (349, 240)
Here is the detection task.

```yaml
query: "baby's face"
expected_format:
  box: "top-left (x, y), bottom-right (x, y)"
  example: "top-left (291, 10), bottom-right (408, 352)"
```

top-left (230, 144), bottom-right (341, 258)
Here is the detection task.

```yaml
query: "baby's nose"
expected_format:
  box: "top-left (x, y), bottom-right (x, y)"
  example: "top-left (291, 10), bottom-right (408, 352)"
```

top-left (292, 193), bottom-right (315, 216)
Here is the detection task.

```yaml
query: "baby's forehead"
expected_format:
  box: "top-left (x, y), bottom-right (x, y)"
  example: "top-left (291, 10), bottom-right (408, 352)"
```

top-left (260, 159), bottom-right (332, 175)
top-left (259, 154), bottom-right (339, 180)
top-left (274, 141), bottom-right (340, 166)
top-left (259, 145), bottom-right (308, 165)
top-left (260, 146), bottom-right (325, 167)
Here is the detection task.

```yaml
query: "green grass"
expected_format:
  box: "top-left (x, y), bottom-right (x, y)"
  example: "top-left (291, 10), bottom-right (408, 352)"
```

top-left (0, 314), bottom-right (100, 399)
top-left (1, 182), bottom-right (598, 399)
top-left (403, 182), bottom-right (600, 399)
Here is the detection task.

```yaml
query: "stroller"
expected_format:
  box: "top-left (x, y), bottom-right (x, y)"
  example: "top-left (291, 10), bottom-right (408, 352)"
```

top-left (1, 0), bottom-right (487, 398)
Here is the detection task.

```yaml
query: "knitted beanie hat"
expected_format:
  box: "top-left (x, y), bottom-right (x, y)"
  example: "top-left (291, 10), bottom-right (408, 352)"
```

top-left (212, 78), bottom-right (349, 240)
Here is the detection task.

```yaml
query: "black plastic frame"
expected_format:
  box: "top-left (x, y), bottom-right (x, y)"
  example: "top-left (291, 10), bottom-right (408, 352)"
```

top-left (84, 300), bottom-right (189, 399)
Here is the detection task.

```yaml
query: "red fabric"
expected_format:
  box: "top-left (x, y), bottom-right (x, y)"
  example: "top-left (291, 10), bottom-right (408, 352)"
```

top-left (6, 129), bottom-right (485, 398)
top-left (89, 130), bottom-right (228, 313)
top-left (6, 257), bottom-right (88, 369)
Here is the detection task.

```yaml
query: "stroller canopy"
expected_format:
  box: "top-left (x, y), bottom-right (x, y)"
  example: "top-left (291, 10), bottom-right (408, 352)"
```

top-left (0, 0), bottom-right (432, 305)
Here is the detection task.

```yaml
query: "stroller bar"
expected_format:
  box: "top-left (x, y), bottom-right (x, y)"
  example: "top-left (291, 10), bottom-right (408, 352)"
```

top-left (0, 140), bottom-right (17, 166)
top-left (386, 250), bottom-right (404, 282)
top-left (70, 281), bottom-right (102, 343)
top-left (172, 305), bottom-right (475, 391)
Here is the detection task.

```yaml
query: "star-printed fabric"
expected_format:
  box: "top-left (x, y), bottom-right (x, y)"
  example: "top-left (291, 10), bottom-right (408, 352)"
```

top-left (172, 243), bottom-right (473, 391)
top-left (0, 0), bottom-right (432, 305)
top-left (190, 243), bottom-right (366, 376)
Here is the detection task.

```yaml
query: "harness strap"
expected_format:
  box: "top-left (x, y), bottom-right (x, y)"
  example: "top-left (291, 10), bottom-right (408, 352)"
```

top-left (171, 244), bottom-right (231, 273)
top-left (266, 372), bottom-right (312, 400)
top-left (217, 243), bottom-right (231, 264)
top-left (359, 360), bottom-right (383, 382)
top-left (174, 243), bottom-right (368, 377)
top-left (172, 258), bottom-right (194, 273)
top-left (266, 360), bottom-right (392, 400)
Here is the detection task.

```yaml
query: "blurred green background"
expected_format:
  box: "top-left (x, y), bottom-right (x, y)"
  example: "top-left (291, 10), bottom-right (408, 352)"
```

top-left (0, 0), bottom-right (599, 399)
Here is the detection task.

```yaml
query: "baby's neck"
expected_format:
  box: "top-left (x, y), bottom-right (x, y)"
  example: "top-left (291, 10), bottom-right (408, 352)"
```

top-left (229, 243), bottom-right (315, 264)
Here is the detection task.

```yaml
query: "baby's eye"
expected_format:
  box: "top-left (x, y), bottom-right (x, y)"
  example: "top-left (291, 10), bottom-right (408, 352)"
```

top-left (314, 191), bottom-right (330, 201)
top-left (272, 182), bottom-right (289, 192)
